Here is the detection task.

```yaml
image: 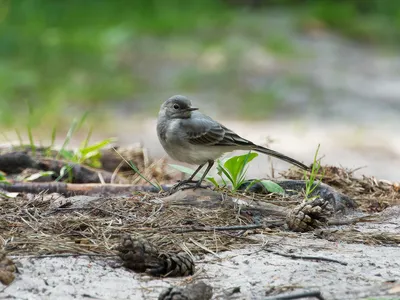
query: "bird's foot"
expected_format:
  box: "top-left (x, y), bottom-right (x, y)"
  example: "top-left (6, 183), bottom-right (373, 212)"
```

top-left (180, 183), bottom-right (210, 191)
top-left (172, 179), bottom-right (196, 190)
top-left (176, 179), bottom-right (198, 185)
top-left (168, 180), bottom-right (210, 194)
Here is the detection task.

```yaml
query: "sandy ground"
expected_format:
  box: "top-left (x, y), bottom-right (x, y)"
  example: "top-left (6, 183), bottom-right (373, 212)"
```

top-left (2, 207), bottom-right (400, 300)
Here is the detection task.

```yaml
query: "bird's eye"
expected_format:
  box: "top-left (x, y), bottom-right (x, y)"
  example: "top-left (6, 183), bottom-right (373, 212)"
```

top-left (173, 104), bottom-right (180, 110)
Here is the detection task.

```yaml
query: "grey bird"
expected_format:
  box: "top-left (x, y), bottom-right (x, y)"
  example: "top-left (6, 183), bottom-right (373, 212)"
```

top-left (157, 95), bottom-right (309, 189)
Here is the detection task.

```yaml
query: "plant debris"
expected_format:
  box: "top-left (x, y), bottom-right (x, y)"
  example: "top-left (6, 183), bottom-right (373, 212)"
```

top-left (282, 165), bottom-right (400, 212)
top-left (0, 146), bottom-right (399, 262)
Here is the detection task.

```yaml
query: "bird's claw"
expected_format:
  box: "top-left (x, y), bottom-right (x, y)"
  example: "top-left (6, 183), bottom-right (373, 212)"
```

top-left (180, 184), bottom-right (210, 191)
top-left (167, 180), bottom-right (210, 194)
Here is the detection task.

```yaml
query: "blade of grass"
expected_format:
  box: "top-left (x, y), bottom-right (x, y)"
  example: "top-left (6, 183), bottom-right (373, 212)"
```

top-left (57, 119), bottom-right (78, 159)
top-left (50, 126), bottom-right (57, 149)
top-left (217, 164), bottom-right (234, 186)
top-left (57, 112), bottom-right (89, 159)
top-left (15, 129), bottom-right (23, 147)
top-left (45, 126), bottom-right (57, 157)
top-left (82, 125), bottom-right (93, 149)
top-left (237, 151), bottom-right (252, 184)
top-left (304, 143), bottom-right (324, 200)
top-left (112, 147), bottom-right (161, 190)
top-left (27, 126), bottom-right (35, 156)
top-left (76, 112), bottom-right (89, 132)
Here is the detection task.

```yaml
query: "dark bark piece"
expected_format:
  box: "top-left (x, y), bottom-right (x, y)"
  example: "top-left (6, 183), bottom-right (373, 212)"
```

top-left (264, 290), bottom-right (325, 300)
top-left (158, 281), bottom-right (213, 300)
top-left (0, 182), bottom-right (165, 197)
top-left (38, 158), bottom-right (128, 184)
top-left (0, 151), bottom-right (39, 174)
top-left (286, 198), bottom-right (332, 232)
top-left (115, 235), bottom-right (195, 277)
top-left (0, 151), bottom-right (128, 184)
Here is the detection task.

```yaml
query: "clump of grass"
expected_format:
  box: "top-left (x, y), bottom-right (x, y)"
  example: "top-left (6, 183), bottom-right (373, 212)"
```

top-left (304, 144), bottom-right (324, 201)
top-left (26, 100), bottom-right (36, 156)
top-left (51, 112), bottom-right (114, 182)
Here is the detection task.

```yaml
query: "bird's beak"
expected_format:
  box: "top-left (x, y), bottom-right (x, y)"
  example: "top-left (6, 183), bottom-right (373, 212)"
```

top-left (186, 107), bottom-right (198, 111)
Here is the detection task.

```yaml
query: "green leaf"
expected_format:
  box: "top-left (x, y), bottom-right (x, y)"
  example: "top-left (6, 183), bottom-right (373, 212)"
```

top-left (0, 172), bottom-right (10, 184)
top-left (260, 180), bottom-right (285, 195)
top-left (27, 125), bottom-right (36, 156)
top-left (79, 138), bottom-right (114, 156)
top-left (217, 163), bottom-right (234, 185)
top-left (206, 177), bottom-right (220, 188)
top-left (216, 159), bottom-right (227, 186)
top-left (2, 192), bottom-right (19, 198)
top-left (222, 152), bottom-right (258, 188)
top-left (223, 152), bottom-right (258, 180)
top-left (50, 126), bottom-right (57, 149)
top-left (24, 171), bottom-right (54, 182)
top-left (59, 149), bottom-right (74, 160)
top-left (82, 126), bottom-right (93, 149)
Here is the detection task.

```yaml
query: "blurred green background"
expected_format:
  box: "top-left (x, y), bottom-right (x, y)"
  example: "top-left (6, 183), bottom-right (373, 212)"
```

top-left (1, 0), bottom-right (400, 129)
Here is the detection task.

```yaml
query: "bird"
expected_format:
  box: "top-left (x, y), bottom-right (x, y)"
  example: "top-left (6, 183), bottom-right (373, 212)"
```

top-left (157, 95), bottom-right (309, 189)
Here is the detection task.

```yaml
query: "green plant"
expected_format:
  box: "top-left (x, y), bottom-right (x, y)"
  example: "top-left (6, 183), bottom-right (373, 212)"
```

top-left (304, 144), bottom-right (324, 200)
top-left (55, 113), bottom-right (114, 181)
top-left (57, 112), bottom-right (89, 160)
top-left (22, 171), bottom-right (55, 182)
top-left (169, 152), bottom-right (285, 194)
top-left (45, 126), bottom-right (57, 157)
top-left (60, 138), bottom-right (114, 168)
top-left (15, 129), bottom-right (24, 147)
top-left (217, 152), bottom-right (258, 191)
top-left (0, 172), bottom-right (10, 184)
top-left (56, 137), bottom-right (114, 182)
top-left (27, 126), bottom-right (35, 156)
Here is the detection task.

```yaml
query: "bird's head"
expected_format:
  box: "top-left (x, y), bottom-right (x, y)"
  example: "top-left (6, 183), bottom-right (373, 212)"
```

top-left (159, 95), bottom-right (198, 119)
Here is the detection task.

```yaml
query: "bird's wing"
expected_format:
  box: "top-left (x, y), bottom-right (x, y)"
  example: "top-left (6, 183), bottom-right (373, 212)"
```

top-left (181, 116), bottom-right (255, 147)
top-left (218, 125), bottom-right (255, 147)
top-left (181, 117), bottom-right (225, 145)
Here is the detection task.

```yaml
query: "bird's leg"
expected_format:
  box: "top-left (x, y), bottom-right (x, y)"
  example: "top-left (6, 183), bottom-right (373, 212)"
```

top-left (172, 161), bottom-right (214, 192)
top-left (186, 164), bottom-right (205, 182)
top-left (194, 160), bottom-right (214, 189)
top-left (173, 163), bottom-right (205, 189)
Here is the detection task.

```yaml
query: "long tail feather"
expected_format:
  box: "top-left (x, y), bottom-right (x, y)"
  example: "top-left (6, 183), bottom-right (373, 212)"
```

top-left (253, 145), bottom-right (309, 171)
